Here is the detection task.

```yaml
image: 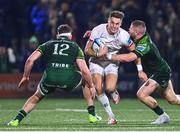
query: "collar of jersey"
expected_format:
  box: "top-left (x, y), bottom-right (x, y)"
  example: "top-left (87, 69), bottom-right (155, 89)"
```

top-left (57, 36), bottom-right (69, 40)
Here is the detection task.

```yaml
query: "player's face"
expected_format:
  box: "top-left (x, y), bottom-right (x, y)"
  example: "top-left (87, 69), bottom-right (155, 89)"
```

top-left (129, 24), bottom-right (137, 39)
top-left (107, 17), bottom-right (122, 34)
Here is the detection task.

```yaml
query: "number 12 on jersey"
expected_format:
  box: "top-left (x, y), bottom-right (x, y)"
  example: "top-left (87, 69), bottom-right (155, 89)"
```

top-left (53, 43), bottom-right (69, 56)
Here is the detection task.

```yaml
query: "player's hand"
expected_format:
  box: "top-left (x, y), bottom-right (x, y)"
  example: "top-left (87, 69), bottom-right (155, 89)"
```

top-left (106, 53), bottom-right (114, 60)
top-left (138, 71), bottom-right (148, 82)
top-left (90, 87), bottom-right (96, 100)
top-left (18, 76), bottom-right (30, 89)
top-left (83, 30), bottom-right (91, 38)
top-left (98, 44), bottom-right (108, 57)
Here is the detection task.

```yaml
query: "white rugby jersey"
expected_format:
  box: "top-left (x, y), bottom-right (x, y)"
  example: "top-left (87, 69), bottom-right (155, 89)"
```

top-left (90, 23), bottom-right (133, 54)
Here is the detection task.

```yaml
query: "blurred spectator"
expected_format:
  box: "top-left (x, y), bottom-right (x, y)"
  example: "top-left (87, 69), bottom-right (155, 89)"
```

top-left (71, 0), bottom-right (90, 45)
top-left (19, 36), bottom-right (43, 72)
top-left (146, 0), bottom-right (165, 32)
top-left (0, 10), bottom-right (16, 73)
top-left (48, 0), bottom-right (58, 9)
top-left (120, 0), bottom-right (144, 30)
top-left (172, 2), bottom-right (180, 50)
top-left (87, 1), bottom-right (110, 30)
top-left (0, 33), bottom-right (9, 73)
top-left (57, 2), bottom-right (77, 40)
top-left (152, 19), bottom-right (169, 57)
top-left (173, 49), bottom-right (180, 73)
top-left (0, 0), bottom-right (179, 75)
top-left (31, 0), bottom-right (49, 43)
top-left (48, 8), bottom-right (58, 38)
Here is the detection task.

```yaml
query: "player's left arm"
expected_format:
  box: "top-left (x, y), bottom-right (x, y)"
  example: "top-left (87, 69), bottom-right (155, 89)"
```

top-left (121, 32), bottom-right (143, 69)
top-left (107, 52), bottom-right (137, 62)
top-left (23, 50), bottom-right (42, 77)
top-left (127, 43), bottom-right (148, 81)
top-left (18, 50), bottom-right (42, 88)
top-left (127, 42), bottom-right (143, 70)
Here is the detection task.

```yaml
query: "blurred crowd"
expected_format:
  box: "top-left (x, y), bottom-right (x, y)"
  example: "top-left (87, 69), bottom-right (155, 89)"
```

top-left (0, 0), bottom-right (179, 74)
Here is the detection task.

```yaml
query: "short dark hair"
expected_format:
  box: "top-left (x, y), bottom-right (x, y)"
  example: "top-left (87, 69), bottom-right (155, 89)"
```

top-left (131, 20), bottom-right (146, 34)
top-left (57, 24), bottom-right (72, 34)
top-left (131, 20), bottom-right (146, 28)
top-left (109, 10), bottom-right (124, 20)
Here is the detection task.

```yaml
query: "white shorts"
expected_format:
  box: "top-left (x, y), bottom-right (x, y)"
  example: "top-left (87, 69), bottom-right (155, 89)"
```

top-left (89, 62), bottom-right (118, 76)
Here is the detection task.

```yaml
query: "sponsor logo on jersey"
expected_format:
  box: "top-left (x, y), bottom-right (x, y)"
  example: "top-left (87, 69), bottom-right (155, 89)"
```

top-left (136, 45), bottom-right (146, 52)
top-left (52, 63), bottom-right (69, 68)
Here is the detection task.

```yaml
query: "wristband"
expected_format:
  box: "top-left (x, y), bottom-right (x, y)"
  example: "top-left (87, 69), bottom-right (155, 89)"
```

top-left (136, 64), bottom-right (143, 71)
top-left (106, 53), bottom-right (112, 60)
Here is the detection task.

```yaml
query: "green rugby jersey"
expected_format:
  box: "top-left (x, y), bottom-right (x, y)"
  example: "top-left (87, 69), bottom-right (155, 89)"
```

top-left (133, 33), bottom-right (171, 76)
top-left (36, 36), bottom-right (84, 86)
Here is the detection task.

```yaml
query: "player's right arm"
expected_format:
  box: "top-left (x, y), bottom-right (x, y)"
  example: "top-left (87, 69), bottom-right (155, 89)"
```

top-left (84, 40), bottom-right (97, 57)
top-left (18, 50), bottom-right (42, 88)
top-left (84, 26), bottom-right (108, 57)
top-left (76, 59), bottom-right (95, 98)
top-left (76, 46), bottom-right (96, 98)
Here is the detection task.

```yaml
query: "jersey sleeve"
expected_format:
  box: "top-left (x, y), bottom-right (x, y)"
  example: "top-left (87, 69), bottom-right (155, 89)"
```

top-left (76, 46), bottom-right (85, 60)
top-left (37, 43), bottom-right (46, 55)
top-left (121, 31), bottom-right (133, 47)
top-left (89, 25), bottom-right (101, 41)
top-left (133, 43), bottom-right (150, 57)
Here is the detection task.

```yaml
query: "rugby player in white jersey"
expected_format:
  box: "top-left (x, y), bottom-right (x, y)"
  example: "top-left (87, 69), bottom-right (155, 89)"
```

top-left (84, 11), bottom-right (147, 125)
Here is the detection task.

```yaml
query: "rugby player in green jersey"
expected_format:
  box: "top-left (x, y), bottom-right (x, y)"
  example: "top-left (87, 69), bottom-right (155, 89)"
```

top-left (106, 20), bottom-right (180, 124)
top-left (8, 24), bottom-right (101, 127)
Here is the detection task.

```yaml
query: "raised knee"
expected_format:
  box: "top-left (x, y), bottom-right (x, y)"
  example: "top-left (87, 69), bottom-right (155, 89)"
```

top-left (136, 91), bottom-right (145, 100)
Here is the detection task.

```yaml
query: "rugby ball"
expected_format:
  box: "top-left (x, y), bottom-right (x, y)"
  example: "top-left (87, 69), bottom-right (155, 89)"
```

top-left (92, 38), bottom-right (105, 52)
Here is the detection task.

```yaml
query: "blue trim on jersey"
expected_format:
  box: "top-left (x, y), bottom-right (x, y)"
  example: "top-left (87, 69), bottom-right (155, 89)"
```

top-left (126, 38), bottom-right (133, 48)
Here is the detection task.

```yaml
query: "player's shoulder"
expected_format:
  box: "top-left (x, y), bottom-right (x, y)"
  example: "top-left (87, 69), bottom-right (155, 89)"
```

top-left (119, 28), bottom-right (130, 37)
top-left (92, 23), bottom-right (107, 31)
top-left (39, 40), bottom-right (53, 47)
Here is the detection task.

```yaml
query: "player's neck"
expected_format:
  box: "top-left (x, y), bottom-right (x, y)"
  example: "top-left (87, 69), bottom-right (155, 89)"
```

top-left (106, 25), bottom-right (116, 35)
top-left (135, 34), bottom-right (144, 41)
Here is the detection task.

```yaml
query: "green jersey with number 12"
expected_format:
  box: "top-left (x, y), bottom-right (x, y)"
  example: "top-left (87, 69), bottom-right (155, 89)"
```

top-left (37, 36), bottom-right (84, 86)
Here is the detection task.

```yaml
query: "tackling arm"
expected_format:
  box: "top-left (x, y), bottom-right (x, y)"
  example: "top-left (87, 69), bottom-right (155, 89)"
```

top-left (127, 42), bottom-right (143, 71)
top-left (126, 43), bottom-right (148, 81)
top-left (109, 42), bottom-right (138, 62)
top-left (110, 52), bottom-right (138, 62)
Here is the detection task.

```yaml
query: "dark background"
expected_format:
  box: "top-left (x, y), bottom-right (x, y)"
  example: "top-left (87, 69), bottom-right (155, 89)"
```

top-left (0, 0), bottom-right (179, 97)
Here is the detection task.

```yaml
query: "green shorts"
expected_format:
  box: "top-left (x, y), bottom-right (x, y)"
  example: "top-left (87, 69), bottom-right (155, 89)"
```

top-left (38, 71), bottom-right (82, 95)
top-left (150, 70), bottom-right (171, 88)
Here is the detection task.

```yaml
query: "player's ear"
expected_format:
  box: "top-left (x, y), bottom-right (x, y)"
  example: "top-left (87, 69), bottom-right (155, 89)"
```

top-left (108, 17), bottom-right (111, 23)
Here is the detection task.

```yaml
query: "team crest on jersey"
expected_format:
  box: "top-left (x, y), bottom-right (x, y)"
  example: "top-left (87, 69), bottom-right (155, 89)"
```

top-left (136, 45), bottom-right (146, 52)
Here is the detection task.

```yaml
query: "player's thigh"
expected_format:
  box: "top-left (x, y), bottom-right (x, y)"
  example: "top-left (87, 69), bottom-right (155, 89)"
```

top-left (89, 62), bottom-right (104, 75)
top-left (104, 63), bottom-right (118, 90)
top-left (137, 79), bottom-right (158, 97)
top-left (37, 81), bottom-right (56, 96)
top-left (160, 80), bottom-right (177, 102)
top-left (89, 62), bottom-right (104, 92)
